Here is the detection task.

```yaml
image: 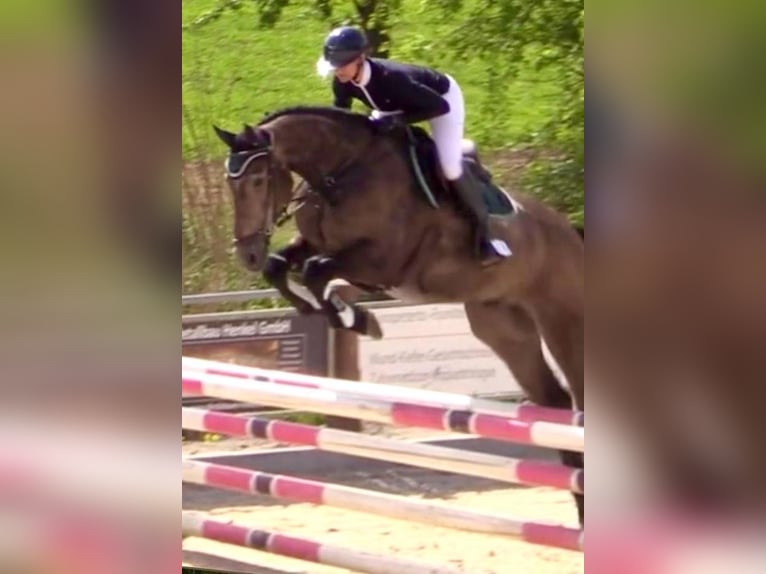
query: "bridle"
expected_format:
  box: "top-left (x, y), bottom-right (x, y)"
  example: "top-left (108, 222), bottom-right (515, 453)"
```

top-left (223, 122), bottom-right (362, 246)
top-left (224, 147), bottom-right (308, 245)
top-left (224, 149), bottom-right (269, 179)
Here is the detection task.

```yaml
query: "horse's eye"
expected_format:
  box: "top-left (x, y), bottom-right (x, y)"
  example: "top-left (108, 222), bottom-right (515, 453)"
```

top-left (250, 174), bottom-right (265, 186)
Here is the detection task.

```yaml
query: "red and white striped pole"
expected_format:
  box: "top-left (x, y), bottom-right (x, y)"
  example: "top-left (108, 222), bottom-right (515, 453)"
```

top-left (182, 370), bottom-right (584, 453)
top-left (182, 511), bottom-right (464, 574)
top-left (183, 355), bottom-right (584, 427)
top-left (183, 407), bottom-right (584, 493)
top-left (183, 460), bottom-right (584, 552)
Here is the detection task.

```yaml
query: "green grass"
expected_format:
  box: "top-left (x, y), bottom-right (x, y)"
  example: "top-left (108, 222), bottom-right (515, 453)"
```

top-left (182, 0), bottom-right (565, 159)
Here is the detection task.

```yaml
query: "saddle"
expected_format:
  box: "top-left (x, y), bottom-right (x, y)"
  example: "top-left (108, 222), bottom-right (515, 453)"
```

top-left (403, 126), bottom-right (515, 215)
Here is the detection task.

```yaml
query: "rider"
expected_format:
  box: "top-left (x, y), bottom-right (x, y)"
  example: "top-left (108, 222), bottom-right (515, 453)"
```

top-left (316, 26), bottom-right (512, 264)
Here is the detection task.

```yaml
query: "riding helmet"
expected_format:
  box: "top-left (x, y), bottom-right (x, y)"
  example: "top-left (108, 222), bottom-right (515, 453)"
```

top-left (322, 26), bottom-right (368, 68)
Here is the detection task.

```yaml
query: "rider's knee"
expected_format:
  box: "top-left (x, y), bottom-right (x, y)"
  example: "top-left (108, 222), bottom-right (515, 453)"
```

top-left (442, 161), bottom-right (463, 181)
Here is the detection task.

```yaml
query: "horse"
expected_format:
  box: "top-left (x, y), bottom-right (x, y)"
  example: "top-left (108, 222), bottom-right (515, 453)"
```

top-left (212, 105), bottom-right (584, 525)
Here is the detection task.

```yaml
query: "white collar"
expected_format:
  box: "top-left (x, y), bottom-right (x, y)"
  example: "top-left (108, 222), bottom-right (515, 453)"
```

top-left (352, 60), bottom-right (372, 87)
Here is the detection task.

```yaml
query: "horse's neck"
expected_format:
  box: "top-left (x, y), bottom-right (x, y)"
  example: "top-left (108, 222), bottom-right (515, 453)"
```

top-left (270, 115), bottom-right (362, 180)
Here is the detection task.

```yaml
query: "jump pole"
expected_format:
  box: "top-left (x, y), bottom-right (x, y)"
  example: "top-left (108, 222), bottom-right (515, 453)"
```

top-left (183, 356), bottom-right (584, 427)
top-left (182, 511), bottom-right (463, 574)
top-left (183, 460), bottom-right (584, 552)
top-left (182, 407), bottom-right (583, 493)
top-left (182, 370), bottom-right (585, 453)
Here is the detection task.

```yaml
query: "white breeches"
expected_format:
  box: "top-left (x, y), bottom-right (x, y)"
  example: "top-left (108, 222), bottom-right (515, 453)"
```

top-left (428, 75), bottom-right (465, 181)
top-left (370, 75), bottom-right (466, 181)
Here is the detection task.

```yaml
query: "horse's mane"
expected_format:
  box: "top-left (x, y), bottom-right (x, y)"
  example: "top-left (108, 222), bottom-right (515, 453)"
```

top-left (257, 105), bottom-right (373, 131)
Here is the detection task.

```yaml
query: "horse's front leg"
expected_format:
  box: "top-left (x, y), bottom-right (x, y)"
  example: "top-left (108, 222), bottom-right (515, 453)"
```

top-left (302, 250), bottom-right (383, 339)
top-left (262, 237), bottom-right (322, 315)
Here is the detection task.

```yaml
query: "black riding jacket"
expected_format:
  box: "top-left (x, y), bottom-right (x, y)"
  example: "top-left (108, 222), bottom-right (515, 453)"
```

top-left (332, 58), bottom-right (451, 124)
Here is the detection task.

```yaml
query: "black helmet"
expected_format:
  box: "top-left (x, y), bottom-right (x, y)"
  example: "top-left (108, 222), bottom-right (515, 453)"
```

top-left (322, 26), bottom-right (368, 68)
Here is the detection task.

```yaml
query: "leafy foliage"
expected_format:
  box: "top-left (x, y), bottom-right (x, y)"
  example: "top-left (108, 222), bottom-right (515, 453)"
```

top-left (430, 0), bottom-right (584, 218)
top-left (184, 0), bottom-right (403, 55)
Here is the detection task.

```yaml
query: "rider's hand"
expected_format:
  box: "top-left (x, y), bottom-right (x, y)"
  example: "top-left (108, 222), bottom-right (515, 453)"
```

top-left (370, 114), bottom-right (404, 133)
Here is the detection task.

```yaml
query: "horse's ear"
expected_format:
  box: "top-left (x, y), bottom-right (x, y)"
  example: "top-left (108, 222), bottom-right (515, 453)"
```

top-left (243, 123), bottom-right (257, 143)
top-left (258, 129), bottom-right (272, 147)
top-left (243, 123), bottom-right (271, 148)
top-left (213, 125), bottom-right (237, 149)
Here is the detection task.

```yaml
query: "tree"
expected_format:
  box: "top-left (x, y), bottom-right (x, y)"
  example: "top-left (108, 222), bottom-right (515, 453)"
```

top-left (185, 0), bottom-right (403, 56)
top-left (431, 0), bottom-right (584, 220)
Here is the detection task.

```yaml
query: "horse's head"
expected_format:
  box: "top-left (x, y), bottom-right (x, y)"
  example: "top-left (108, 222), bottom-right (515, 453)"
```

top-left (213, 123), bottom-right (294, 272)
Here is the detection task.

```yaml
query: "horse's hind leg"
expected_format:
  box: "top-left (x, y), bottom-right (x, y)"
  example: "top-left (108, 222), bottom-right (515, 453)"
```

top-left (465, 301), bottom-right (584, 526)
top-left (532, 303), bottom-right (584, 413)
top-left (465, 301), bottom-right (578, 409)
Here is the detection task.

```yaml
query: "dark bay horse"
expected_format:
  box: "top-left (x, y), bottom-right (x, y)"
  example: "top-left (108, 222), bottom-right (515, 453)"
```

top-left (213, 106), bottom-right (584, 525)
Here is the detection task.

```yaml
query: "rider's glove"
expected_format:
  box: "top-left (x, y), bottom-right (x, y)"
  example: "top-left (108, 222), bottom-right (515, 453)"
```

top-left (370, 114), bottom-right (405, 134)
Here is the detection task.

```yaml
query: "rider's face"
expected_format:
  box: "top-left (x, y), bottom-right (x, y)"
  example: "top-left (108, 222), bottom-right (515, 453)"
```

top-left (334, 56), bottom-right (363, 83)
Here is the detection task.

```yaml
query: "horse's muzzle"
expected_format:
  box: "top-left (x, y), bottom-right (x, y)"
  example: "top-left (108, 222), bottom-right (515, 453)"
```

top-left (234, 232), bottom-right (270, 272)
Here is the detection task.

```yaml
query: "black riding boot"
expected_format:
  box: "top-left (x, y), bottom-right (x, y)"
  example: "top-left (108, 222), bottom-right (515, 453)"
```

top-left (452, 171), bottom-right (512, 265)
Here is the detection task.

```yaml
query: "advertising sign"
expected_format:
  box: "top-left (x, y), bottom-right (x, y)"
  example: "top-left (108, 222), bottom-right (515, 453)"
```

top-left (182, 311), bottom-right (329, 377)
top-left (358, 304), bottom-right (523, 398)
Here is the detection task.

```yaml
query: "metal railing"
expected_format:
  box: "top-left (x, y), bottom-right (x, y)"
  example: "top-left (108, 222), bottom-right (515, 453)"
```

top-left (182, 288), bottom-right (400, 312)
top-left (182, 289), bottom-right (281, 306)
